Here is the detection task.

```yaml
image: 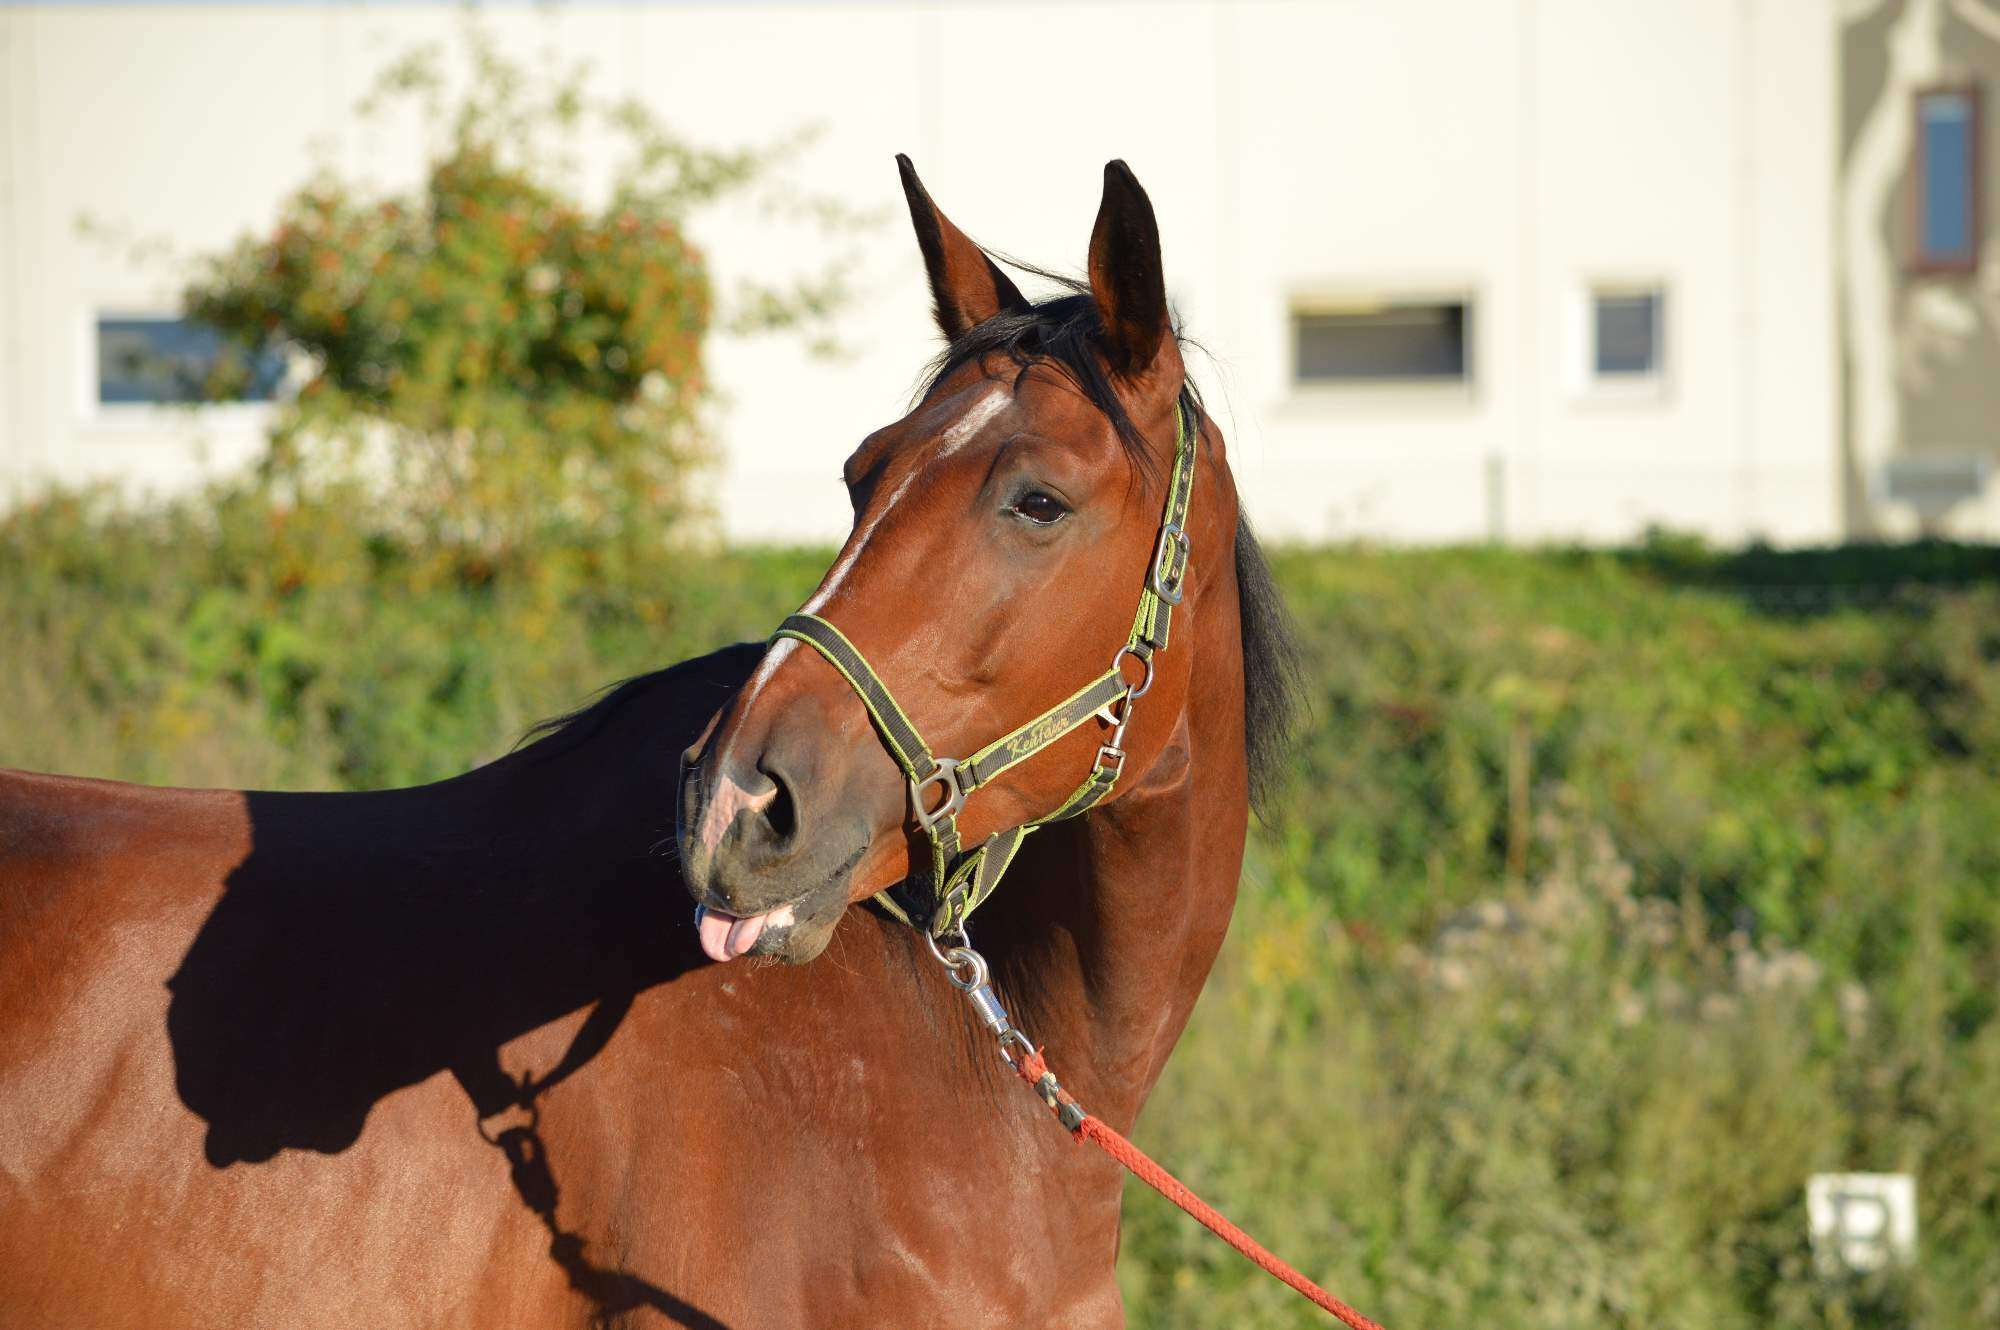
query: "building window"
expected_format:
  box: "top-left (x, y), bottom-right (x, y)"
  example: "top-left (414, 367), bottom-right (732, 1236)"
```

top-left (1591, 287), bottom-right (1664, 379)
top-left (1911, 86), bottom-right (1980, 273)
top-left (95, 316), bottom-right (285, 406)
top-left (1292, 297), bottom-right (1471, 385)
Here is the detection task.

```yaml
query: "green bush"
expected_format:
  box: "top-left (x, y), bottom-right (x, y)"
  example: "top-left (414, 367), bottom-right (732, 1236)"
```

top-left (1266, 544), bottom-right (2000, 1031)
top-left (1127, 814), bottom-right (2000, 1328)
top-left (176, 25), bottom-right (855, 569)
top-left (1122, 542), bottom-right (2000, 1328)
top-left (0, 486), bottom-right (826, 787)
top-left (4, 514), bottom-right (1996, 1327)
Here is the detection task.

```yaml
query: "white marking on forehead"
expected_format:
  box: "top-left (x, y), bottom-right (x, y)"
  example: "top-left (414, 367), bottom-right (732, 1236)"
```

top-left (799, 468), bottom-right (917, 616)
top-left (798, 383), bottom-right (1011, 618)
top-left (932, 384), bottom-right (1010, 459)
top-left (714, 382), bottom-right (1017, 777)
top-left (739, 635), bottom-right (800, 711)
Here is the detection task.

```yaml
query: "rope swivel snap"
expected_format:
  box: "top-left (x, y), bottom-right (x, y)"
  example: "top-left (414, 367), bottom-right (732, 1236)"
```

top-left (923, 926), bottom-right (1036, 1066)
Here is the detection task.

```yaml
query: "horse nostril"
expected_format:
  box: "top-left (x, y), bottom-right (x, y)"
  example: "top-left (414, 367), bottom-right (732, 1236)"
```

top-left (759, 760), bottom-right (798, 843)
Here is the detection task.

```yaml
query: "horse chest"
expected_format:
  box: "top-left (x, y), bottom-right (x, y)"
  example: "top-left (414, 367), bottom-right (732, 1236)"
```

top-left (541, 985), bottom-right (1133, 1328)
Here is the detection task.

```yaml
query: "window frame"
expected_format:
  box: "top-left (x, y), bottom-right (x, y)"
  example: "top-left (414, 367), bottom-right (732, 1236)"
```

top-left (1908, 82), bottom-right (1982, 276)
top-left (1565, 278), bottom-right (1672, 405)
top-left (1285, 287), bottom-right (1478, 401)
top-left (81, 306), bottom-right (289, 427)
top-left (1587, 280), bottom-right (1668, 390)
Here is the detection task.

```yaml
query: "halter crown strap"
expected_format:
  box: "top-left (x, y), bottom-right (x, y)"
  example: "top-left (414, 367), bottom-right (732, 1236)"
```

top-left (770, 397), bottom-right (1199, 936)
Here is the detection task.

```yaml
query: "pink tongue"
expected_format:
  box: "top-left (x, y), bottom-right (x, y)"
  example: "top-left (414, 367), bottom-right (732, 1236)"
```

top-left (697, 905), bottom-right (794, 963)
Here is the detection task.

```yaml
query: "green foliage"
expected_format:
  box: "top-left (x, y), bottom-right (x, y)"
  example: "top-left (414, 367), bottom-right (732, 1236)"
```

top-left (1127, 824), bottom-right (2000, 1328)
top-left (182, 27), bottom-right (856, 564)
top-left (1126, 542), bottom-right (2000, 1328)
top-left (0, 485), bottom-right (825, 788)
top-left (1266, 544), bottom-right (2000, 1030)
top-left (4, 513), bottom-right (1997, 1327)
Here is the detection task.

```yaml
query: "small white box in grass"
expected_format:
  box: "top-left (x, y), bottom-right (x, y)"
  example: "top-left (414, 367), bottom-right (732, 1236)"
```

top-left (1807, 1173), bottom-right (1916, 1274)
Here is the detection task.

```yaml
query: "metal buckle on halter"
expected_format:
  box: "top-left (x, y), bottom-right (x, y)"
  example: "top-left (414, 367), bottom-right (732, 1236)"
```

top-left (1093, 744), bottom-right (1127, 780)
top-left (934, 881), bottom-right (972, 934)
top-left (1148, 521), bottom-right (1190, 606)
top-left (909, 757), bottom-right (968, 832)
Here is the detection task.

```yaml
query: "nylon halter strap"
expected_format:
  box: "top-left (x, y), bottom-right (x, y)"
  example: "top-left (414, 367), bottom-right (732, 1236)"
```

top-left (770, 397), bottom-right (1199, 938)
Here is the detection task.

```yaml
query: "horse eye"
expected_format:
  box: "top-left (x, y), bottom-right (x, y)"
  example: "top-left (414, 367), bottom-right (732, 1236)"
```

top-left (1011, 491), bottom-right (1069, 525)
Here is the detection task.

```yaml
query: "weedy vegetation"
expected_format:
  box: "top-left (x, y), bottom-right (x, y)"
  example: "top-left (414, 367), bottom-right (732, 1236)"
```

top-left (5, 510), bottom-right (1997, 1328)
top-left (19, 25), bottom-right (1997, 1323)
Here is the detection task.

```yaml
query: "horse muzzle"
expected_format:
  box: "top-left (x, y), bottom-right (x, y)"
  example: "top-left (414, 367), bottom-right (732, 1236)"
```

top-left (676, 708), bottom-right (877, 964)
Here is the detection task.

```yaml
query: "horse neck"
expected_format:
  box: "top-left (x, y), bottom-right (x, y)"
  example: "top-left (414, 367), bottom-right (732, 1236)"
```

top-left (981, 580), bottom-right (1248, 1131)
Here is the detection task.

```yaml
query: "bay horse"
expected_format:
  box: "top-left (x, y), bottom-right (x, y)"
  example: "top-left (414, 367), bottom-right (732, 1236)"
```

top-left (0, 157), bottom-right (1299, 1328)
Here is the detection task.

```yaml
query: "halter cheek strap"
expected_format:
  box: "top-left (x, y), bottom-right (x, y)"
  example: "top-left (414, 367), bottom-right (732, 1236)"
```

top-left (771, 397), bottom-right (1199, 937)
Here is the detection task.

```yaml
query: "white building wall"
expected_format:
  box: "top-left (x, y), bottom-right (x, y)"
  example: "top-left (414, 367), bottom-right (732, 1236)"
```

top-left (0, 0), bottom-right (1841, 545)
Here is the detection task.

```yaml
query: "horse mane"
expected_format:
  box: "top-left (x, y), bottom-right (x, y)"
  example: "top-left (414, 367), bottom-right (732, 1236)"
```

top-left (512, 673), bottom-right (668, 759)
top-left (510, 642), bottom-right (765, 765)
top-left (921, 269), bottom-right (1305, 818)
top-left (1231, 513), bottom-right (1304, 819)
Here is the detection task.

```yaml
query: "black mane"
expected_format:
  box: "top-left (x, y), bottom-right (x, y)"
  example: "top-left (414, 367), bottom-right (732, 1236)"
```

top-left (921, 280), bottom-right (1169, 479)
top-left (1231, 513), bottom-right (1303, 818)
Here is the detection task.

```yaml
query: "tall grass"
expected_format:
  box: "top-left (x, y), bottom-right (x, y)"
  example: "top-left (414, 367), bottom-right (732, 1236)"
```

top-left (1126, 818), bottom-right (2000, 1327)
top-left (1119, 544), bottom-right (2000, 1328)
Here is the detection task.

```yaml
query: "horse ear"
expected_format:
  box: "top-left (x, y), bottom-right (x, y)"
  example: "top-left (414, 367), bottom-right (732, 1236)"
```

top-left (1086, 160), bottom-right (1172, 378)
top-left (897, 154), bottom-right (1027, 339)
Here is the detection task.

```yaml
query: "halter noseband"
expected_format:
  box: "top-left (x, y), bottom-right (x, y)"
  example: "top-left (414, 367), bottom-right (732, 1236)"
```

top-left (770, 396), bottom-right (1199, 938)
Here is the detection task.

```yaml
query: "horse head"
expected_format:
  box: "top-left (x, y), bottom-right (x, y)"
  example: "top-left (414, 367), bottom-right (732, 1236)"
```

top-left (678, 157), bottom-right (1236, 965)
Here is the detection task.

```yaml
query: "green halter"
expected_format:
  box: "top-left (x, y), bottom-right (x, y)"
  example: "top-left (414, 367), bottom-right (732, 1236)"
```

top-left (771, 398), bottom-right (1199, 937)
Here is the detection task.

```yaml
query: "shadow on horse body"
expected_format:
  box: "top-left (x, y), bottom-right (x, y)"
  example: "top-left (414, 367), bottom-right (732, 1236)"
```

top-left (0, 159), bottom-right (1299, 1329)
top-left (1, 644), bottom-right (762, 1328)
top-left (165, 647), bottom-right (763, 1174)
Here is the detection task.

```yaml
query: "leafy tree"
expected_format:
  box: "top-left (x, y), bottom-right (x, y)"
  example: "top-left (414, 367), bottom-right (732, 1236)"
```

top-left (185, 26), bottom-right (858, 568)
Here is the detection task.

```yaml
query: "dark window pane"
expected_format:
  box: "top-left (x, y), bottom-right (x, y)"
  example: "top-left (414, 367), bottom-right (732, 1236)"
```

top-left (1916, 90), bottom-right (1977, 266)
top-left (96, 317), bottom-right (285, 405)
top-left (1295, 302), bottom-right (1468, 382)
top-left (1594, 292), bottom-right (1660, 376)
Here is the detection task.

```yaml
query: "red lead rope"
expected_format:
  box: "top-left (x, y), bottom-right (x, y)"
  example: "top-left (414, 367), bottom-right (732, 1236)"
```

top-left (1012, 1048), bottom-right (1385, 1330)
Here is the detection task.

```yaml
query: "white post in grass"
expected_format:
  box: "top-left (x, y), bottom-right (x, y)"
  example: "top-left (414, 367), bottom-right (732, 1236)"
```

top-left (1807, 1173), bottom-right (1917, 1275)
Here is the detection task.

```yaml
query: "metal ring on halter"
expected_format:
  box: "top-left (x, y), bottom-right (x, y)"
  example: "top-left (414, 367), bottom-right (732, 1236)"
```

top-left (923, 926), bottom-right (981, 984)
top-left (909, 757), bottom-right (967, 833)
top-left (1112, 643), bottom-right (1155, 699)
top-left (942, 947), bottom-right (988, 991)
top-left (922, 923), bottom-right (964, 963)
